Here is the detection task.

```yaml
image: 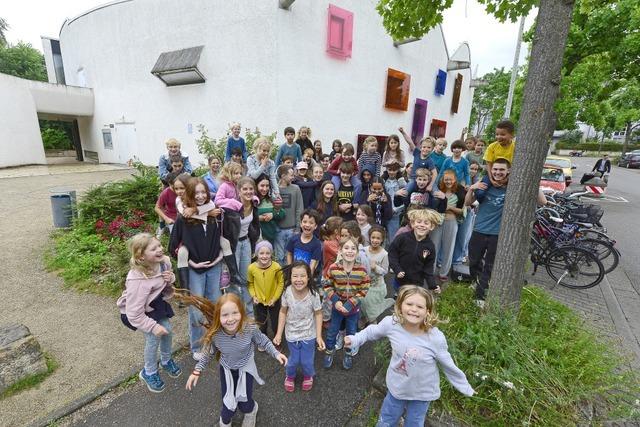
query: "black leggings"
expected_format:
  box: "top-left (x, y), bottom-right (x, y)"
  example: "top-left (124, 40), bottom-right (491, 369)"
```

top-left (468, 231), bottom-right (499, 300)
top-left (219, 365), bottom-right (255, 424)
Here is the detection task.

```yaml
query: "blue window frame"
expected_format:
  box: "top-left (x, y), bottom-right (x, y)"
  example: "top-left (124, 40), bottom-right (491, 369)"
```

top-left (435, 69), bottom-right (447, 95)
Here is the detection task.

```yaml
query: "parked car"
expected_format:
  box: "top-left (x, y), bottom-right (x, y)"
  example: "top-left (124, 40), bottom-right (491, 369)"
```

top-left (545, 155), bottom-right (576, 184)
top-left (539, 165), bottom-right (567, 193)
top-left (618, 154), bottom-right (640, 168)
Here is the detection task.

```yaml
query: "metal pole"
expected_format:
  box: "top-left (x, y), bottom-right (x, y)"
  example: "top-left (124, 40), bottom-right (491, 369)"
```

top-left (504, 16), bottom-right (526, 119)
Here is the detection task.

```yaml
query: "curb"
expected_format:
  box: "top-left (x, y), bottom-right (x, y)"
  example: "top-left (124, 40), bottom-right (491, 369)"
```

top-left (600, 274), bottom-right (640, 367)
top-left (29, 342), bottom-right (189, 427)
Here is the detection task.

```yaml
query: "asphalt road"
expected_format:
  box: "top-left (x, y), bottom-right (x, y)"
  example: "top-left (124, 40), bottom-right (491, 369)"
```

top-left (569, 156), bottom-right (640, 294)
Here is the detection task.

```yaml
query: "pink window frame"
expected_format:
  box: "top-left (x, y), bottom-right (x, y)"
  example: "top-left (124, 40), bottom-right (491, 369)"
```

top-left (326, 4), bottom-right (353, 59)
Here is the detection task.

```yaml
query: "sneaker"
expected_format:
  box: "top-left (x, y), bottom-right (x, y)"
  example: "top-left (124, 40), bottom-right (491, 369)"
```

top-left (139, 369), bottom-right (165, 393)
top-left (241, 401), bottom-right (258, 427)
top-left (323, 351), bottom-right (334, 369)
top-left (335, 331), bottom-right (345, 351)
top-left (302, 376), bottom-right (314, 391)
top-left (161, 359), bottom-right (182, 378)
top-left (351, 345), bottom-right (359, 357)
top-left (343, 353), bottom-right (353, 370)
top-left (474, 299), bottom-right (485, 309)
top-left (193, 351), bottom-right (205, 361)
top-left (284, 376), bottom-right (295, 392)
top-left (219, 417), bottom-right (231, 427)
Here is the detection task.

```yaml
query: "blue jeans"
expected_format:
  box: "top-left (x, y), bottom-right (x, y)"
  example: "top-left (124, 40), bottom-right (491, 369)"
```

top-left (452, 209), bottom-right (475, 265)
top-left (377, 391), bottom-right (430, 427)
top-left (386, 213), bottom-right (401, 248)
top-left (275, 227), bottom-right (295, 266)
top-left (188, 263), bottom-right (222, 352)
top-left (233, 238), bottom-right (253, 317)
top-left (143, 318), bottom-right (172, 375)
top-left (325, 307), bottom-right (359, 352)
top-left (285, 339), bottom-right (316, 378)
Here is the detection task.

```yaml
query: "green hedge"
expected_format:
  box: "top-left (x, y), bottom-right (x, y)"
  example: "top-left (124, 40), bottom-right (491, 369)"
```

top-left (555, 141), bottom-right (640, 152)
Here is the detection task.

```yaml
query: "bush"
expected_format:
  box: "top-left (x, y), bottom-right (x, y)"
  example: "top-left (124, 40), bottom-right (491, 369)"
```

top-left (376, 285), bottom-right (639, 425)
top-left (558, 129), bottom-right (583, 146)
top-left (41, 127), bottom-right (72, 150)
top-left (555, 141), bottom-right (640, 152)
top-left (195, 124), bottom-right (278, 161)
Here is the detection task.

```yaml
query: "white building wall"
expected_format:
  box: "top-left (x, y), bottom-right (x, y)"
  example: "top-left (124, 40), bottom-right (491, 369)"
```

top-left (59, 0), bottom-right (474, 166)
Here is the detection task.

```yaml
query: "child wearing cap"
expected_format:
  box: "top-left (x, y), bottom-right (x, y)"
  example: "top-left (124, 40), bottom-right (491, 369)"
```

top-left (293, 161), bottom-right (320, 208)
top-left (247, 241), bottom-right (284, 344)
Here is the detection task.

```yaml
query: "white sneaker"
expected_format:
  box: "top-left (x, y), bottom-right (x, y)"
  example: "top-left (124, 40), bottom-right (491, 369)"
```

top-left (241, 401), bottom-right (258, 427)
top-left (351, 345), bottom-right (359, 356)
top-left (474, 299), bottom-right (485, 309)
top-left (192, 351), bottom-right (205, 361)
top-left (335, 331), bottom-right (345, 350)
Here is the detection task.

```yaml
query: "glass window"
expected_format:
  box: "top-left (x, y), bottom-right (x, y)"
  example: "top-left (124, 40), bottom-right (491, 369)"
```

top-left (385, 68), bottom-right (411, 111)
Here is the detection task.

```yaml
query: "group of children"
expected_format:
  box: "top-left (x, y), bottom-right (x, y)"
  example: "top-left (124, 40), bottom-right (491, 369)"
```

top-left (119, 122), bottom-right (519, 426)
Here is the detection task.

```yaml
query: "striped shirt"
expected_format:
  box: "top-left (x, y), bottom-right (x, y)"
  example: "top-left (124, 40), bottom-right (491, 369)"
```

top-left (324, 262), bottom-right (370, 314)
top-left (358, 152), bottom-right (382, 176)
top-left (195, 324), bottom-right (279, 371)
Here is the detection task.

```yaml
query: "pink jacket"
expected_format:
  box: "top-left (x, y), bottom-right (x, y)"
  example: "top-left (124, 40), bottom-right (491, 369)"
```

top-left (214, 181), bottom-right (242, 211)
top-left (116, 257), bottom-right (175, 334)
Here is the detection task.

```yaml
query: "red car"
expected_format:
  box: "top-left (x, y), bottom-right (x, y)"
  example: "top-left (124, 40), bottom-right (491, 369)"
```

top-left (539, 165), bottom-right (566, 193)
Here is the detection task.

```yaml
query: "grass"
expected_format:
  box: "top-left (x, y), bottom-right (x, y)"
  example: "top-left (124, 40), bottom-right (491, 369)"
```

top-left (0, 353), bottom-right (58, 400)
top-left (375, 284), bottom-right (640, 425)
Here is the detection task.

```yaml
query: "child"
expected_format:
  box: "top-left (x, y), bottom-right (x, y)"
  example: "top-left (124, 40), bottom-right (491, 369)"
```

top-left (335, 162), bottom-right (361, 221)
top-left (214, 162), bottom-right (243, 212)
top-left (273, 261), bottom-right (325, 392)
top-left (430, 138), bottom-right (448, 172)
top-left (154, 172), bottom-right (184, 238)
top-left (388, 208), bottom-right (441, 292)
top-left (365, 177), bottom-right (392, 227)
top-left (256, 173), bottom-right (284, 245)
top-left (158, 138), bottom-right (193, 185)
top-left (312, 164), bottom-right (331, 185)
top-left (466, 139), bottom-right (485, 168)
top-left (281, 155), bottom-right (295, 167)
top-left (357, 136), bottom-right (382, 177)
top-left (202, 154), bottom-right (221, 197)
top-left (345, 286), bottom-right (474, 426)
top-left (357, 165), bottom-right (375, 204)
top-left (452, 162), bottom-right (479, 266)
top-left (275, 165), bottom-right (304, 266)
top-left (311, 180), bottom-right (337, 224)
top-left (320, 153), bottom-right (332, 172)
top-left (184, 293), bottom-right (287, 427)
top-left (327, 142), bottom-right (359, 177)
top-left (484, 120), bottom-right (515, 172)
top-left (403, 162), bottom-right (413, 182)
top-left (247, 137), bottom-right (280, 199)
top-left (169, 178), bottom-right (224, 360)
top-left (435, 139), bottom-right (471, 189)
top-left (329, 139), bottom-right (343, 161)
top-left (286, 209), bottom-right (323, 278)
top-left (302, 147), bottom-right (319, 172)
top-left (248, 241), bottom-right (284, 341)
top-left (382, 133), bottom-right (405, 170)
top-left (361, 225), bottom-right (393, 325)
top-left (382, 160), bottom-right (407, 241)
top-left (398, 128), bottom-right (437, 194)
top-left (469, 160), bottom-right (481, 184)
top-left (293, 161), bottom-right (319, 208)
top-left (230, 148), bottom-right (248, 175)
top-left (313, 139), bottom-right (323, 162)
top-left (395, 168), bottom-right (435, 210)
top-left (275, 127), bottom-right (303, 166)
top-left (355, 205), bottom-right (373, 246)
top-left (323, 237), bottom-right (370, 370)
top-left (225, 122), bottom-right (247, 162)
top-left (117, 233), bottom-right (181, 393)
top-left (319, 216), bottom-right (344, 279)
top-left (430, 170), bottom-right (466, 281)
top-left (295, 125), bottom-right (314, 154)
top-left (169, 155), bottom-right (186, 176)
top-left (464, 136), bottom-right (477, 154)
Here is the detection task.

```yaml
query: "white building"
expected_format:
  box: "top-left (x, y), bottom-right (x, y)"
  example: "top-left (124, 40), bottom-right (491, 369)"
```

top-left (1, 0), bottom-right (475, 168)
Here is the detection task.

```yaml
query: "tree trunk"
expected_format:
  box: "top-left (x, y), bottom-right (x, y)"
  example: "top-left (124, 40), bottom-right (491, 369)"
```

top-left (487, 0), bottom-right (575, 311)
top-left (623, 121), bottom-right (632, 154)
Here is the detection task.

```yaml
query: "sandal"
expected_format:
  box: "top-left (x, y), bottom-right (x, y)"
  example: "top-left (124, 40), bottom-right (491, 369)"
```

top-left (302, 376), bottom-right (313, 391)
top-left (284, 376), bottom-right (295, 392)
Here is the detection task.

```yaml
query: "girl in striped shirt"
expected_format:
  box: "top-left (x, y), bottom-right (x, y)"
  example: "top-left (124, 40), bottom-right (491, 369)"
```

top-left (184, 293), bottom-right (287, 427)
top-left (323, 237), bottom-right (370, 371)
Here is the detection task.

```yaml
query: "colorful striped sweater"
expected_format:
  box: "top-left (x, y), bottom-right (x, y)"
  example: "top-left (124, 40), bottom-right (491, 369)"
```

top-left (324, 261), bottom-right (370, 314)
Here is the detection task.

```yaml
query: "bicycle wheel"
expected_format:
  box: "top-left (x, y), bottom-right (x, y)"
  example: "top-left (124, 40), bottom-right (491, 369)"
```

top-left (575, 238), bottom-right (619, 274)
top-left (545, 246), bottom-right (604, 289)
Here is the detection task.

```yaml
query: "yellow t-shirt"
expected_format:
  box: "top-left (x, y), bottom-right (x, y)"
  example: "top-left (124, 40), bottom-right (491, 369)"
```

top-left (247, 261), bottom-right (284, 305)
top-left (484, 141), bottom-right (515, 164)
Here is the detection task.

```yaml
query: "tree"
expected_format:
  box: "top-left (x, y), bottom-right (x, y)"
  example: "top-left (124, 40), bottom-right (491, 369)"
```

top-left (469, 68), bottom-right (511, 138)
top-left (609, 82), bottom-right (640, 153)
top-left (0, 17), bottom-right (8, 47)
top-left (377, 0), bottom-right (574, 310)
top-left (0, 42), bottom-right (47, 81)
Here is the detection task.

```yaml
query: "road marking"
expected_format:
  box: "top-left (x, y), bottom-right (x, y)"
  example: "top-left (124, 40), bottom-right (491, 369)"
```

top-left (583, 194), bottom-right (629, 203)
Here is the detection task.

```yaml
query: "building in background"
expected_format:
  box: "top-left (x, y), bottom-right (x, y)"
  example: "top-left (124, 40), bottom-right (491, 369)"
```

top-left (1, 0), bottom-right (474, 168)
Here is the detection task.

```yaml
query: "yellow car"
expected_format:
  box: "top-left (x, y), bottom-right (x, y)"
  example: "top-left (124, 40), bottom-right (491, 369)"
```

top-left (545, 155), bottom-right (576, 184)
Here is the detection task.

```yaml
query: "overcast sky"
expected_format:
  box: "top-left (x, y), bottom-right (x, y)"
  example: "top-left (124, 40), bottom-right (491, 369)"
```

top-left (3, 0), bottom-right (534, 77)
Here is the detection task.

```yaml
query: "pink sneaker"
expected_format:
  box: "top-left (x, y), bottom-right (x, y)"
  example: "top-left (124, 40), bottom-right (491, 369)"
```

top-left (284, 376), bottom-right (295, 392)
top-left (302, 376), bottom-right (314, 391)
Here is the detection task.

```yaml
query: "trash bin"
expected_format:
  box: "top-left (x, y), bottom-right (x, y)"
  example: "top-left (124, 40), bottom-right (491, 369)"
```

top-left (50, 189), bottom-right (77, 228)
